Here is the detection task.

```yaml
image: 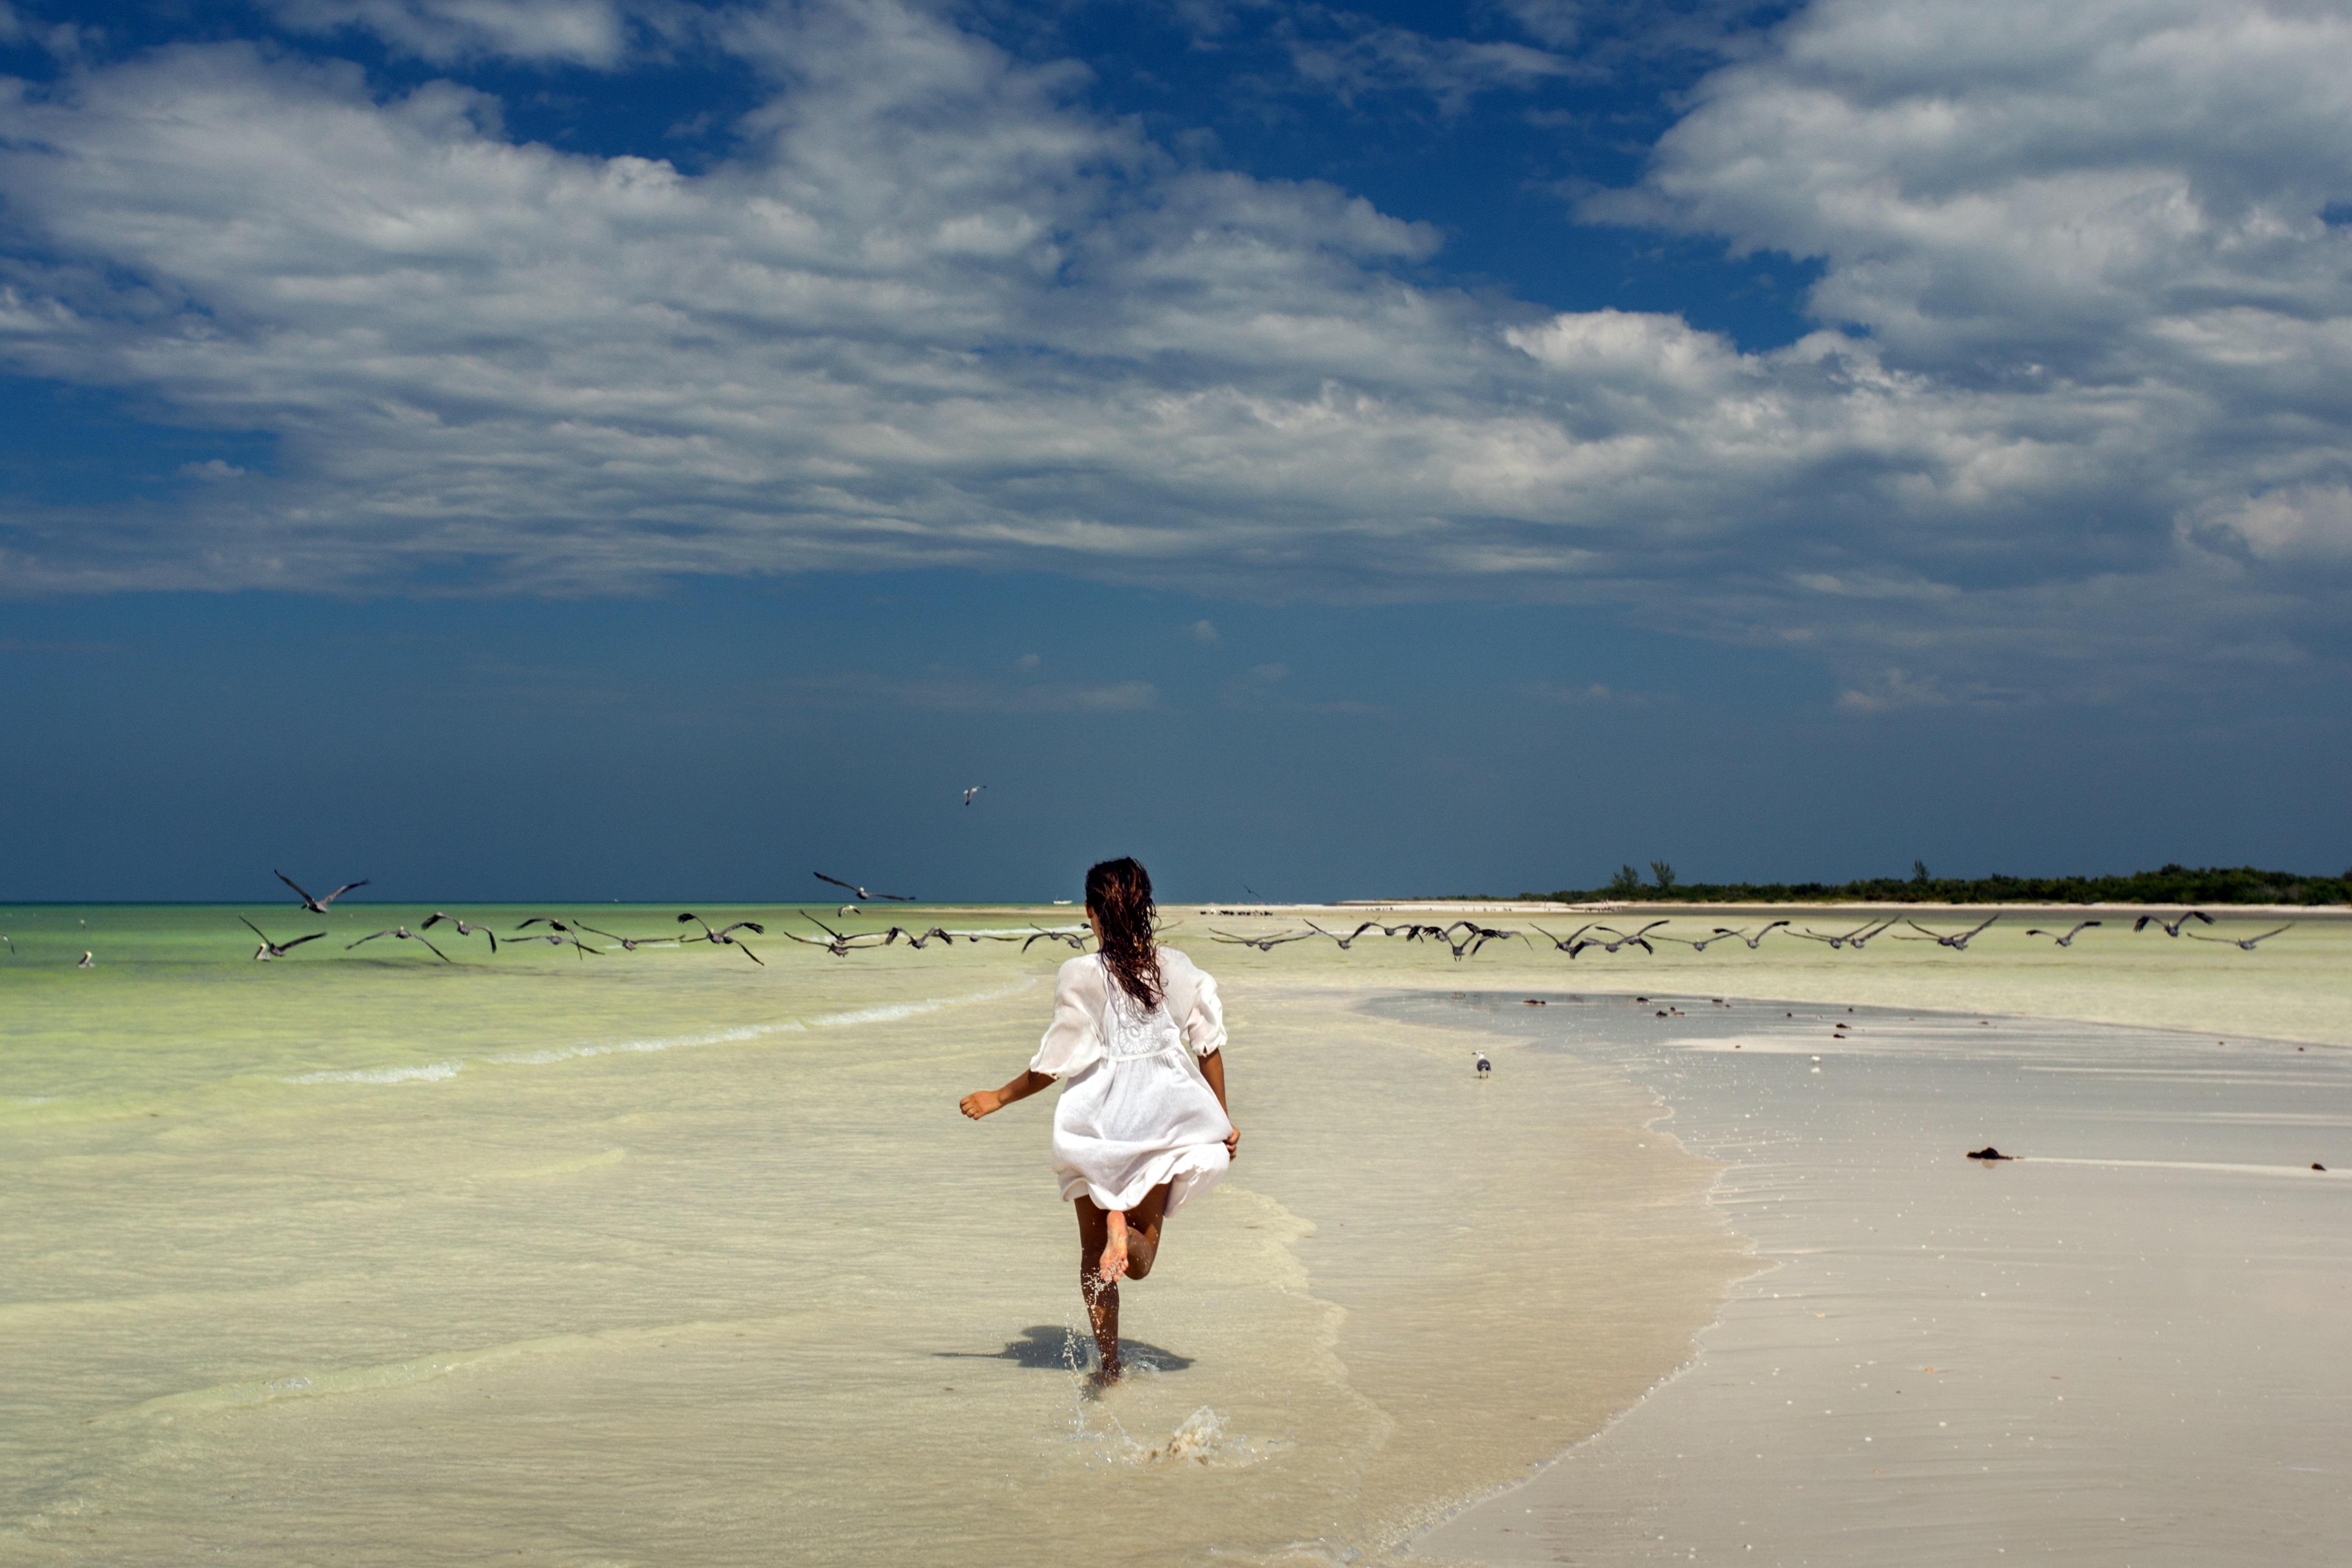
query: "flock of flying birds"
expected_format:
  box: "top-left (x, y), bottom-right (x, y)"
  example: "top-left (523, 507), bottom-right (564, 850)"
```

top-left (1197, 909), bottom-right (2295, 960)
top-left (15, 864), bottom-right (2293, 968)
top-left (223, 869), bottom-right (1093, 966)
top-left (253, 868), bottom-right (2294, 969)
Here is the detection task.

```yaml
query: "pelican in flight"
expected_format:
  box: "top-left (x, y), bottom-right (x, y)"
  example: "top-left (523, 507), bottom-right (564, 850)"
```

top-left (2133, 911), bottom-right (2214, 937)
top-left (676, 913), bottom-right (766, 964)
top-left (1902, 915), bottom-right (1998, 950)
top-left (882, 926), bottom-right (958, 949)
top-left (815, 872), bottom-right (913, 902)
top-left (1528, 922), bottom-right (1601, 953)
top-left (2186, 923), bottom-right (2292, 951)
top-left (276, 870), bottom-right (368, 914)
top-left (2025, 920), bottom-right (2101, 946)
top-left (1207, 928), bottom-right (1314, 952)
top-left (1793, 918), bottom-right (1897, 950)
top-left (781, 913), bottom-right (881, 957)
top-left (1306, 921), bottom-right (1387, 949)
top-left (241, 917), bottom-right (325, 961)
top-left (1590, 921), bottom-right (1668, 955)
top-left (1438, 921), bottom-right (1521, 960)
top-left (347, 926), bottom-right (452, 962)
top-left (421, 912), bottom-right (499, 953)
top-left (576, 925), bottom-right (677, 951)
top-left (517, 916), bottom-right (602, 959)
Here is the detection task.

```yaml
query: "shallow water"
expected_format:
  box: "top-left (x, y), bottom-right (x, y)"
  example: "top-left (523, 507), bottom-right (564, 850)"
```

top-left (1, 904), bottom-right (1735, 1566)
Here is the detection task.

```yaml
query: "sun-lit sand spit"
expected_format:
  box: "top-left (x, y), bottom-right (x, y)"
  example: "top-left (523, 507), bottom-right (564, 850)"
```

top-left (3, 905), bottom-right (2345, 1565)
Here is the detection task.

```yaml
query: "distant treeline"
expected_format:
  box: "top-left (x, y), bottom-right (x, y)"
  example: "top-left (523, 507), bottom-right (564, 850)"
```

top-left (1513, 863), bottom-right (2352, 907)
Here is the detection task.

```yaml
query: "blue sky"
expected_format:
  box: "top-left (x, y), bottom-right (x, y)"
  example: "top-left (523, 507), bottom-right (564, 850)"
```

top-left (2, 0), bottom-right (2347, 901)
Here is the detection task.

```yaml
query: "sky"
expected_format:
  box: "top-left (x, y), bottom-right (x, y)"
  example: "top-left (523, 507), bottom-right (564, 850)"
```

top-left (1, 0), bottom-right (2347, 903)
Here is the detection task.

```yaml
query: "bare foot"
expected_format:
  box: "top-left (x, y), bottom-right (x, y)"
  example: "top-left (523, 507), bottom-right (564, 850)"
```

top-left (1099, 1210), bottom-right (1129, 1285)
top-left (1088, 1361), bottom-right (1124, 1388)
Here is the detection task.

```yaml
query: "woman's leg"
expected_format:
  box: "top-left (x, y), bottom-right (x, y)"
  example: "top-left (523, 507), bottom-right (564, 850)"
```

top-left (1121, 1183), bottom-right (1173, 1280)
top-left (1072, 1184), bottom-right (1175, 1379)
top-left (1073, 1197), bottom-right (1121, 1379)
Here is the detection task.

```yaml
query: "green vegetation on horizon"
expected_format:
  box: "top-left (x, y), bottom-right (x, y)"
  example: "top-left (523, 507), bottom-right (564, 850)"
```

top-left (1516, 863), bottom-right (2352, 907)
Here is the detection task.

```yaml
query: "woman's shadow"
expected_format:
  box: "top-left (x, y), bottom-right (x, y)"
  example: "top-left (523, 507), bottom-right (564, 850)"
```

top-left (936, 1325), bottom-right (1194, 1373)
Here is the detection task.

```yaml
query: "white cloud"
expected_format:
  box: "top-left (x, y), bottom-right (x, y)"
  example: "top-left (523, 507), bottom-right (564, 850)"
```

top-left (1835, 667), bottom-right (1949, 714)
top-left (787, 669), bottom-right (1156, 713)
top-left (176, 459), bottom-right (249, 482)
top-left (1279, 12), bottom-right (1583, 113)
top-left (1186, 619), bottom-right (1220, 643)
top-left (2197, 484), bottom-right (2352, 562)
top-left (0, 0), bottom-right (2346, 710)
top-left (265, 0), bottom-right (634, 66)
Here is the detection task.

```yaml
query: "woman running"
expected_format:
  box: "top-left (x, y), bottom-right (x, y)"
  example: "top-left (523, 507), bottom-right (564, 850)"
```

top-left (958, 857), bottom-right (1239, 1382)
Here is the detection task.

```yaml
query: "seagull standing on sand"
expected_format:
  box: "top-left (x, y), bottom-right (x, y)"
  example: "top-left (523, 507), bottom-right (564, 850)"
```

top-left (276, 870), bottom-right (368, 914)
top-left (241, 917), bottom-right (325, 960)
top-left (1473, 1051), bottom-right (1492, 1078)
top-left (347, 926), bottom-right (452, 962)
top-left (2025, 920), bottom-right (2101, 946)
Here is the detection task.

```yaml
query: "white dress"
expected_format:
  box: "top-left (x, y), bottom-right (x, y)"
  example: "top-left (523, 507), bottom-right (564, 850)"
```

top-left (1029, 948), bottom-right (1232, 1215)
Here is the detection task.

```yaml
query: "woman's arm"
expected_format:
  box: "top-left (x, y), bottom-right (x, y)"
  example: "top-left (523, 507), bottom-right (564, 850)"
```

top-left (959, 1068), bottom-right (1053, 1120)
top-left (1199, 1050), bottom-right (1239, 1161)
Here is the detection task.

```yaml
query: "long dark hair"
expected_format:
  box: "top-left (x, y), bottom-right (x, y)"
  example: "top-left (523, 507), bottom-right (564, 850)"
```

top-left (1086, 857), bottom-right (1163, 1008)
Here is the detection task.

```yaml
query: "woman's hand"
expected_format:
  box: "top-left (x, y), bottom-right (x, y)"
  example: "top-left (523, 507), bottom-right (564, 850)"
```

top-left (1223, 1124), bottom-right (1240, 1162)
top-left (958, 1089), bottom-right (1002, 1120)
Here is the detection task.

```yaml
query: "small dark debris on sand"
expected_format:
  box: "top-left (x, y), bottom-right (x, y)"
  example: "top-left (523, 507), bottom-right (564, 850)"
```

top-left (1967, 1146), bottom-right (2014, 1161)
top-left (2316, 1163), bottom-right (2328, 1172)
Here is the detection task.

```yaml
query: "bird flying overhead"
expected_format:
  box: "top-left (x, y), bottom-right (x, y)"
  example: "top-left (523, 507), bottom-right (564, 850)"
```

top-left (815, 872), bottom-right (913, 902)
top-left (1901, 915), bottom-right (1999, 950)
top-left (347, 926), bottom-right (451, 962)
top-left (2185, 923), bottom-right (2291, 951)
top-left (2025, 920), bottom-right (2101, 946)
top-left (962, 786), bottom-right (986, 806)
top-left (2133, 911), bottom-right (2215, 937)
top-left (421, 912), bottom-right (499, 953)
top-left (676, 913), bottom-right (766, 964)
top-left (240, 917), bottom-right (325, 961)
top-left (276, 870), bottom-right (368, 914)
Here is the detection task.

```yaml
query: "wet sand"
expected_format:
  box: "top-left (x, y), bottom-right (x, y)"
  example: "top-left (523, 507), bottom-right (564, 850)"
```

top-left (1400, 997), bottom-right (2351, 1567)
